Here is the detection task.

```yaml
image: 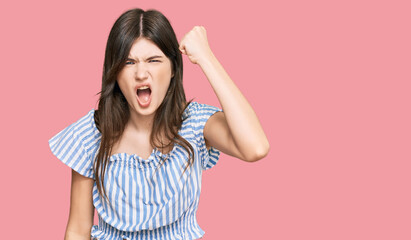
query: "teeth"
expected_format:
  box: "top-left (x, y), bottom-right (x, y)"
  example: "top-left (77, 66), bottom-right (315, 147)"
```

top-left (138, 86), bottom-right (149, 90)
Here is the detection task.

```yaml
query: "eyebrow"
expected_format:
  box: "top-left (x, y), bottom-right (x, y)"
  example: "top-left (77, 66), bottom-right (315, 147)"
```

top-left (127, 55), bottom-right (164, 61)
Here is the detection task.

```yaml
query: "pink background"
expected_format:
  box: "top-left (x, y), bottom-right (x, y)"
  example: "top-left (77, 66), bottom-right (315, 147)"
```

top-left (1, 0), bottom-right (410, 239)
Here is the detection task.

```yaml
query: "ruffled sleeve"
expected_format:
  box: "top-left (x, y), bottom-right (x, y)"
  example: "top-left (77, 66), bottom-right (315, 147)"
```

top-left (48, 110), bottom-right (97, 179)
top-left (192, 102), bottom-right (223, 170)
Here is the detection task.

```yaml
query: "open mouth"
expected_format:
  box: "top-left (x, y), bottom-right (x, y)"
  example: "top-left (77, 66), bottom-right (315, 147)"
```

top-left (136, 86), bottom-right (152, 104)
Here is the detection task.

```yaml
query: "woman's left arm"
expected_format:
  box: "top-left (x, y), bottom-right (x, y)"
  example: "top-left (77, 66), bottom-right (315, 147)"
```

top-left (179, 26), bottom-right (270, 162)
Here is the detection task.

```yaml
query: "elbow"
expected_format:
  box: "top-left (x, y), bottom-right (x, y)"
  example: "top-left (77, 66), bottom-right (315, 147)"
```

top-left (65, 229), bottom-right (93, 240)
top-left (244, 141), bottom-right (270, 162)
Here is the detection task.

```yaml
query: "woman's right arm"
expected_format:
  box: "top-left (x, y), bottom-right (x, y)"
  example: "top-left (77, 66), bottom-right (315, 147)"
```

top-left (64, 169), bottom-right (95, 240)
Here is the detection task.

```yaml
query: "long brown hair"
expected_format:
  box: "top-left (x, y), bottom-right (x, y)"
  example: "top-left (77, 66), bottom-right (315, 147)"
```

top-left (93, 8), bottom-right (194, 203)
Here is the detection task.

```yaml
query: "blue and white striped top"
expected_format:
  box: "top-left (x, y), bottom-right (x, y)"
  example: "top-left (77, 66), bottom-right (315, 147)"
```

top-left (49, 101), bottom-right (223, 240)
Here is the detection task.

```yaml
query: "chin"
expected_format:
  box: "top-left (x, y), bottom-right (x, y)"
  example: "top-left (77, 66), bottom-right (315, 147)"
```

top-left (133, 101), bottom-right (159, 117)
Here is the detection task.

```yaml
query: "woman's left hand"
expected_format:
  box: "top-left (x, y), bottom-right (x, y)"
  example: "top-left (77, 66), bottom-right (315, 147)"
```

top-left (179, 26), bottom-right (214, 65)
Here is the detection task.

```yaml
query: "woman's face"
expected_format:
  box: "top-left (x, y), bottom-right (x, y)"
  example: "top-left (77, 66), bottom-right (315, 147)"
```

top-left (117, 37), bottom-right (174, 119)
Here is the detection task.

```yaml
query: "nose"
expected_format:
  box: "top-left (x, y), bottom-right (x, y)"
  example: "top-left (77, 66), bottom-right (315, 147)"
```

top-left (134, 62), bottom-right (149, 80)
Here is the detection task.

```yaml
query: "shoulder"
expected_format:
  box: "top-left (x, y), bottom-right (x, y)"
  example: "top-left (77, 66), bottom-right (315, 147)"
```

top-left (180, 102), bottom-right (224, 170)
top-left (48, 109), bottom-right (99, 179)
top-left (49, 109), bottom-right (101, 155)
top-left (72, 109), bottom-right (97, 130)
top-left (70, 109), bottom-right (100, 142)
top-left (182, 101), bottom-right (222, 119)
top-left (181, 101), bottom-right (223, 138)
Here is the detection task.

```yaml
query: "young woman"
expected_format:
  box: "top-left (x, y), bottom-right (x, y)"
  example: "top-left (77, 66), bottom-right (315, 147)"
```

top-left (49, 8), bottom-right (269, 240)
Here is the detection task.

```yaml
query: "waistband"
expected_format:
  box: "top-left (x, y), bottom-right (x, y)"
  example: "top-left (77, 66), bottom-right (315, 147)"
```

top-left (91, 214), bottom-right (204, 240)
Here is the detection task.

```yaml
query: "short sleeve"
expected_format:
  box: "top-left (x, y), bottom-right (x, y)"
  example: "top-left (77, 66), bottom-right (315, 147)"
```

top-left (48, 110), bottom-right (96, 179)
top-left (192, 102), bottom-right (223, 170)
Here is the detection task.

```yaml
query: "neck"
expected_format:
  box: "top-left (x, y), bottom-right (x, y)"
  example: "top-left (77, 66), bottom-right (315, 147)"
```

top-left (127, 109), bottom-right (155, 133)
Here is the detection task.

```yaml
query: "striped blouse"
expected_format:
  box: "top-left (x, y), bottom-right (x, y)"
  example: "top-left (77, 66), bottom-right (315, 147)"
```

top-left (49, 101), bottom-right (223, 240)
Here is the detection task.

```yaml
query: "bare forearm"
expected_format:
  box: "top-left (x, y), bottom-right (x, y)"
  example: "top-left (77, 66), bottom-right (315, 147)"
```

top-left (198, 53), bottom-right (270, 160)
